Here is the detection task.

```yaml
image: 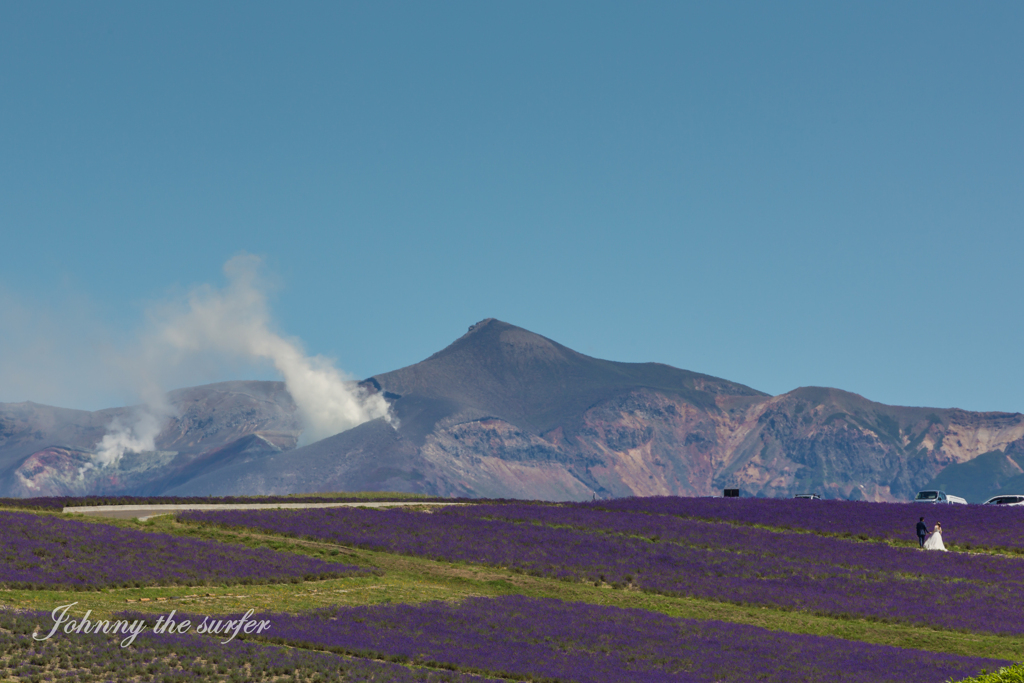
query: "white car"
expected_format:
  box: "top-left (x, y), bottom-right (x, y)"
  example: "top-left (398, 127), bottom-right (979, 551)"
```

top-left (982, 495), bottom-right (1024, 506)
top-left (914, 490), bottom-right (968, 505)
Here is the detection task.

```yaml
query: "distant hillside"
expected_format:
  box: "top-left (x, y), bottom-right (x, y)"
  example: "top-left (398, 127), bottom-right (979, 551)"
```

top-left (0, 381), bottom-right (299, 497)
top-left (922, 446), bottom-right (1024, 503)
top-left (3, 319), bottom-right (1024, 501)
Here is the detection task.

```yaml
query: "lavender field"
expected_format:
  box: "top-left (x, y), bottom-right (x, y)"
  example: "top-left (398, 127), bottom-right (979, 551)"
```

top-left (121, 596), bottom-right (1011, 683)
top-left (0, 511), bottom-right (373, 589)
top-left (182, 503), bottom-right (1024, 635)
top-left (2, 495), bottom-right (1021, 683)
top-left (586, 496), bottom-right (1024, 552)
top-left (451, 503), bottom-right (1024, 582)
top-left (0, 608), bottom-right (499, 683)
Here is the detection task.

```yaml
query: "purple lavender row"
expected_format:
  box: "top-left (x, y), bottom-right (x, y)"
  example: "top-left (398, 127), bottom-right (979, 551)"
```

top-left (127, 596), bottom-right (1008, 683)
top-left (0, 511), bottom-right (372, 589)
top-left (181, 507), bottom-right (1024, 634)
top-left (447, 503), bottom-right (1024, 585)
top-left (585, 496), bottom-right (1024, 551)
top-left (3, 608), bottom-right (499, 683)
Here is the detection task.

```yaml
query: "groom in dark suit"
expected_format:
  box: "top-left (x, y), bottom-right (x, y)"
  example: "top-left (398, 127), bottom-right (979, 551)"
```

top-left (916, 517), bottom-right (928, 548)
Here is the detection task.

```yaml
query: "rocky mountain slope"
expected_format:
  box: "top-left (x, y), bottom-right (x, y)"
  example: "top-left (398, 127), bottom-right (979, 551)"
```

top-left (4, 319), bottom-right (1023, 501)
top-left (0, 381), bottom-right (299, 497)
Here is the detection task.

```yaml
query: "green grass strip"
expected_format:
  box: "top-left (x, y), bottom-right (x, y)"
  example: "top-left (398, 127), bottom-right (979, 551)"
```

top-left (954, 664), bottom-right (1024, 682)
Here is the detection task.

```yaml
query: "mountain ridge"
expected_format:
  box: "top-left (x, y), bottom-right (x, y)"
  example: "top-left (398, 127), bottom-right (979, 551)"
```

top-left (3, 318), bottom-right (1023, 501)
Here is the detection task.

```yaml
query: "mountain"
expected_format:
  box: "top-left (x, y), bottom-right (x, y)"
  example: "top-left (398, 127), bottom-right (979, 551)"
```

top-left (3, 319), bottom-right (1024, 501)
top-left (920, 444), bottom-right (1024, 503)
top-left (159, 319), bottom-right (768, 498)
top-left (0, 381), bottom-right (299, 497)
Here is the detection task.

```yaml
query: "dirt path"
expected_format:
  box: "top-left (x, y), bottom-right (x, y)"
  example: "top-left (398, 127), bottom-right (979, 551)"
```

top-left (63, 500), bottom-right (463, 520)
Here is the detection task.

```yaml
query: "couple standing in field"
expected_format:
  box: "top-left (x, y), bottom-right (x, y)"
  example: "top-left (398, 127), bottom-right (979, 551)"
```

top-left (916, 517), bottom-right (946, 551)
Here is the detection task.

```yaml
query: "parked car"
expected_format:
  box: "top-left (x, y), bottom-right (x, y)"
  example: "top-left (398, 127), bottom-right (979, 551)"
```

top-left (793, 493), bottom-right (821, 500)
top-left (982, 495), bottom-right (1024, 506)
top-left (914, 490), bottom-right (968, 505)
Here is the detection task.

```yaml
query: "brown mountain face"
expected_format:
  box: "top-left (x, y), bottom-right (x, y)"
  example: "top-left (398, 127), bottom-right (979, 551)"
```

top-left (4, 319), bottom-right (1023, 501)
top-left (709, 388), bottom-right (1024, 501)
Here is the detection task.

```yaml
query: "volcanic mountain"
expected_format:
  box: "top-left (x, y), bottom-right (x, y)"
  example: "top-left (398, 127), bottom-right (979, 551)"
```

top-left (4, 319), bottom-right (1024, 501)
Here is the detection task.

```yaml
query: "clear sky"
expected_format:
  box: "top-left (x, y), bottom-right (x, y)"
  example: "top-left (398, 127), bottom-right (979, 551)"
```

top-left (1, 2), bottom-right (1022, 414)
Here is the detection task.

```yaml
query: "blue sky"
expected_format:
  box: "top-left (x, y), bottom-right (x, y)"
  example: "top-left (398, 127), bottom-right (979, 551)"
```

top-left (1, 2), bottom-right (1022, 414)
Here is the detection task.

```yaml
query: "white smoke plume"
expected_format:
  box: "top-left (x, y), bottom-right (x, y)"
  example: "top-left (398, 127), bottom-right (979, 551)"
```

top-left (92, 410), bottom-right (165, 467)
top-left (92, 254), bottom-right (391, 465)
top-left (88, 353), bottom-right (178, 467)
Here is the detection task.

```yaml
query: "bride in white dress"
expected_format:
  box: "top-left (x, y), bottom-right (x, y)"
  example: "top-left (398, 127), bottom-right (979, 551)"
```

top-left (923, 522), bottom-right (946, 551)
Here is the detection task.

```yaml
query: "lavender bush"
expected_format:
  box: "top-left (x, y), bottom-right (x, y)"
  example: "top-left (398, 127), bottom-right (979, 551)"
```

top-left (182, 505), bottom-right (1024, 634)
top-left (0, 511), bottom-right (372, 589)
top-left (126, 596), bottom-right (1009, 683)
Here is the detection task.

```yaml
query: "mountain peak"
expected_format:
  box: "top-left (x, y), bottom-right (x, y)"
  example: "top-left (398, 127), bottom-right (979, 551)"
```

top-left (466, 318), bottom-right (500, 333)
top-left (427, 318), bottom-right (570, 366)
top-left (371, 319), bottom-right (766, 438)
